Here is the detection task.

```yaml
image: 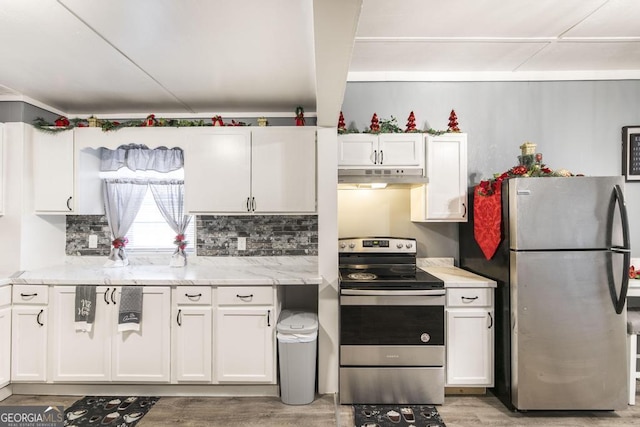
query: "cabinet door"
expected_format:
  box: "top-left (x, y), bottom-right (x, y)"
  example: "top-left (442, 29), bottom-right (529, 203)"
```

top-left (251, 128), bottom-right (316, 213)
top-left (32, 129), bottom-right (74, 213)
top-left (378, 133), bottom-right (423, 167)
top-left (172, 306), bottom-right (212, 382)
top-left (0, 123), bottom-right (4, 215)
top-left (184, 129), bottom-right (251, 213)
top-left (50, 286), bottom-right (111, 382)
top-left (446, 308), bottom-right (494, 386)
top-left (0, 307), bottom-right (10, 387)
top-left (112, 287), bottom-right (171, 382)
top-left (411, 133), bottom-right (468, 222)
top-left (11, 306), bottom-right (47, 382)
top-left (337, 134), bottom-right (377, 166)
top-left (215, 306), bottom-right (274, 383)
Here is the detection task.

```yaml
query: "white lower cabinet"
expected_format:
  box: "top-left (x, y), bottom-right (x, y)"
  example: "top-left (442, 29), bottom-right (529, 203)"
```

top-left (171, 287), bottom-right (213, 383)
top-left (0, 285), bottom-right (11, 387)
top-left (11, 286), bottom-right (48, 382)
top-left (445, 287), bottom-right (494, 387)
top-left (214, 287), bottom-right (277, 383)
top-left (51, 286), bottom-right (171, 383)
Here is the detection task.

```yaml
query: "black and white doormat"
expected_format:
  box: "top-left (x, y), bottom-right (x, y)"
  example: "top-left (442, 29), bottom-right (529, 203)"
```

top-left (64, 396), bottom-right (159, 426)
top-left (354, 404), bottom-right (446, 427)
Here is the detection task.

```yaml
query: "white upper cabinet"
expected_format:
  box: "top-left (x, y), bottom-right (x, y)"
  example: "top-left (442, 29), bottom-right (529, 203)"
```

top-left (183, 128), bottom-right (252, 214)
top-left (184, 127), bottom-right (316, 214)
top-left (0, 123), bottom-right (4, 215)
top-left (411, 133), bottom-right (468, 222)
top-left (251, 127), bottom-right (316, 213)
top-left (338, 133), bottom-right (423, 168)
top-left (32, 129), bottom-right (75, 213)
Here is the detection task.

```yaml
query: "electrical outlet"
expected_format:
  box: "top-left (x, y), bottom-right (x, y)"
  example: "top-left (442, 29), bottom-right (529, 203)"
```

top-left (237, 237), bottom-right (246, 251)
top-left (88, 234), bottom-right (98, 249)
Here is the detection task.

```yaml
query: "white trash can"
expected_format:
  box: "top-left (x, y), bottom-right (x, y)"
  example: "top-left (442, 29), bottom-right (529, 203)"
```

top-left (277, 310), bottom-right (318, 405)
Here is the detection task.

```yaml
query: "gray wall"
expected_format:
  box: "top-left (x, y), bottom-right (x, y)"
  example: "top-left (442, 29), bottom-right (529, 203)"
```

top-left (340, 80), bottom-right (640, 258)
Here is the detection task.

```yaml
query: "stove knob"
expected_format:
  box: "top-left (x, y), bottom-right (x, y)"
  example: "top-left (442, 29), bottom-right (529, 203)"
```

top-left (396, 243), bottom-right (404, 249)
top-left (339, 243), bottom-right (346, 249)
top-left (406, 242), bottom-right (413, 249)
top-left (420, 333), bottom-right (431, 343)
top-left (349, 243), bottom-right (356, 249)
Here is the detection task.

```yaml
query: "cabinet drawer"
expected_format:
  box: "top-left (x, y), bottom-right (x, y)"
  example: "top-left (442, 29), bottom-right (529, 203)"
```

top-left (446, 288), bottom-right (492, 307)
top-left (217, 286), bottom-right (273, 306)
top-left (174, 287), bottom-right (212, 305)
top-left (13, 285), bottom-right (48, 304)
top-left (0, 285), bottom-right (11, 306)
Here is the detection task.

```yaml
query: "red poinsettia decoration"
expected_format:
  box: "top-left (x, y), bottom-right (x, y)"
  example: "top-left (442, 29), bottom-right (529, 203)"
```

top-left (477, 164), bottom-right (554, 197)
top-left (631, 265), bottom-right (638, 279)
top-left (112, 237), bottom-right (128, 249)
top-left (174, 234), bottom-right (188, 251)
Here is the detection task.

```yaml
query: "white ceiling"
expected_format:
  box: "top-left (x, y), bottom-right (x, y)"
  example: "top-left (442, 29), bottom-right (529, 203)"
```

top-left (0, 0), bottom-right (639, 119)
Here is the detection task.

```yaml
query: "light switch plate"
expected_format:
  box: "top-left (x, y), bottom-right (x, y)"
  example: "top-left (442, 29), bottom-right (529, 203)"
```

top-left (88, 234), bottom-right (98, 249)
top-left (237, 237), bottom-right (246, 251)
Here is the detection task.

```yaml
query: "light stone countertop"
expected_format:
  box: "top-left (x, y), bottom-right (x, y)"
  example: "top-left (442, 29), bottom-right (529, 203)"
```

top-left (12, 256), bottom-right (321, 286)
top-left (417, 257), bottom-right (497, 288)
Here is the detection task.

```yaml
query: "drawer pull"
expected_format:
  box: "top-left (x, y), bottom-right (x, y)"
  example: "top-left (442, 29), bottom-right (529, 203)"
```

top-left (177, 309), bottom-right (182, 326)
top-left (37, 309), bottom-right (44, 326)
top-left (104, 287), bottom-right (110, 304)
top-left (236, 294), bottom-right (254, 301)
top-left (20, 293), bottom-right (38, 298)
top-left (185, 293), bottom-right (202, 299)
top-left (461, 296), bottom-right (479, 301)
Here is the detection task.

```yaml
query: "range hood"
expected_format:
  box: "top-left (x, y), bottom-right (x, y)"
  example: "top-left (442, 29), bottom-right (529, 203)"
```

top-left (337, 168), bottom-right (428, 187)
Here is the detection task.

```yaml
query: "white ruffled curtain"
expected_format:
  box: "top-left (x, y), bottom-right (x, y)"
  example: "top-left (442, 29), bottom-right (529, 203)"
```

top-left (101, 144), bottom-right (184, 172)
top-left (149, 180), bottom-right (191, 267)
top-left (103, 178), bottom-right (148, 267)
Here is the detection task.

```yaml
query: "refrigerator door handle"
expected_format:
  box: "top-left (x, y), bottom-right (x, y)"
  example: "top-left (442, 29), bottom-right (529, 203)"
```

top-left (610, 184), bottom-right (631, 314)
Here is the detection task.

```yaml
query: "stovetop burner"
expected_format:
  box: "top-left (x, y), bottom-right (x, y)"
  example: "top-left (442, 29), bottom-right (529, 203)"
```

top-left (347, 272), bottom-right (378, 281)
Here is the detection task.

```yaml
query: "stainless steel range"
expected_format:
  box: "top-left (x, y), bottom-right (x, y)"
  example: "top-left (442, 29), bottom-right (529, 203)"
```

top-left (338, 237), bottom-right (445, 405)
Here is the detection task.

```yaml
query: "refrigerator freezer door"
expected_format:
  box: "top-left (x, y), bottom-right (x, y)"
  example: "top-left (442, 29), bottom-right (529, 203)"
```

top-left (508, 176), bottom-right (624, 250)
top-left (510, 250), bottom-right (627, 410)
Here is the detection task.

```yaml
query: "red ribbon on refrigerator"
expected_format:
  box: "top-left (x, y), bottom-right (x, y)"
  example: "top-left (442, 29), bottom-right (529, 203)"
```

top-left (473, 184), bottom-right (502, 260)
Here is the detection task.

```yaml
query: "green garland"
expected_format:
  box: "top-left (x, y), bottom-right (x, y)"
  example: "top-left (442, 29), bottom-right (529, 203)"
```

top-left (33, 116), bottom-right (248, 133)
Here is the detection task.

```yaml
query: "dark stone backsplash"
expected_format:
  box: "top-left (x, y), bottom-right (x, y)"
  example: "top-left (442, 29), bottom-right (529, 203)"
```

top-left (66, 215), bottom-right (318, 256)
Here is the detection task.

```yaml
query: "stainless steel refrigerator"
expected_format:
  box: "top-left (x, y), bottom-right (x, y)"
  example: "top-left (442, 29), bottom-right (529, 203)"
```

top-left (460, 176), bottom-right (631, 411)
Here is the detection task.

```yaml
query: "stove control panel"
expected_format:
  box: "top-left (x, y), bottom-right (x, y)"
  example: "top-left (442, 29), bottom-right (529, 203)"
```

top-left (338, 237), bottom-right (417, 253)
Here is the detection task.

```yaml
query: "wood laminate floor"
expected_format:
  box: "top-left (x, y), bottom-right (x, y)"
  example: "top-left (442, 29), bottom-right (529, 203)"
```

top-left (2, 389), bottom-right (640, 426)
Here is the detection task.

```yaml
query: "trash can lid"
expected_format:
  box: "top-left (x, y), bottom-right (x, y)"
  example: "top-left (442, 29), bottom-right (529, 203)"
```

top-left (277, 310), bottom-right (318, 334)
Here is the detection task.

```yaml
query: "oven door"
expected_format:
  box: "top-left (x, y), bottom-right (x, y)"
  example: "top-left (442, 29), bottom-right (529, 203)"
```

top-left (340, 291), bottom-right (445, 366)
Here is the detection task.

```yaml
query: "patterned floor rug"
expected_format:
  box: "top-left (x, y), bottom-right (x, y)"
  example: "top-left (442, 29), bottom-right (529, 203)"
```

top-left (64, 396), bottom-right (159, 426)
top-left (353, 404), bottom-right (446, 427)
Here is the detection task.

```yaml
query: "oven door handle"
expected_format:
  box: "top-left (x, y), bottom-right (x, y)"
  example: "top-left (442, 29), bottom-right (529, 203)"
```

top-left (340, 289), bottom-right (445, 296)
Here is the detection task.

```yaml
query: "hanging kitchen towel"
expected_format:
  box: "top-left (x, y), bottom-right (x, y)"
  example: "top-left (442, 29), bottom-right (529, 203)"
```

top-left (75, 285), bottom-right (97, 332)
top-left (118, 286), bottom-right (143, 332)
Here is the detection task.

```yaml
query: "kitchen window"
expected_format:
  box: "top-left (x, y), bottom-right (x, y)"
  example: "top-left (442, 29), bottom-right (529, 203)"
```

top-left (126, 189), bottom-right (195, 253)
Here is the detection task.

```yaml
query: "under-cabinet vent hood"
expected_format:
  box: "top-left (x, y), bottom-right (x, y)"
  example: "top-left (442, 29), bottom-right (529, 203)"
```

top-left (337, 168), bottom-right (428, 186)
